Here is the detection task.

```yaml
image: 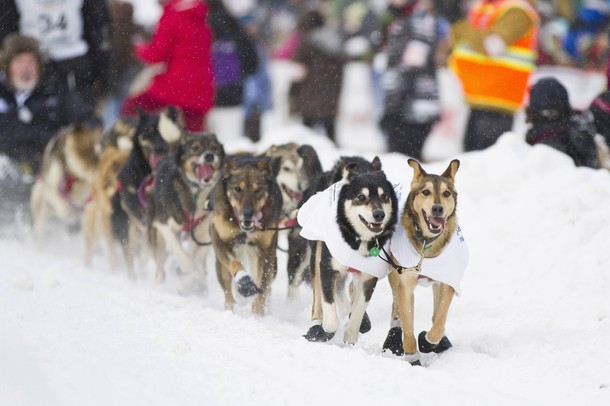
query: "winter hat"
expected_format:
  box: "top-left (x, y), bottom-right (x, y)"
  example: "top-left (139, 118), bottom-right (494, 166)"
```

top-left (0, 33), bottom-right (44, 76)
top-left (527, 77), bottom-right (571, 122)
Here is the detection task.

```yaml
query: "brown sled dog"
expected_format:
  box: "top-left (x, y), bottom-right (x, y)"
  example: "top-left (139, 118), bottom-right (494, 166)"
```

top-left (210, 155), bottom-right (282, 315)
top-left (383, 159), bottom-right (468, 365)
top-left (147, 132), bottom-right (225, 284)
top-left (30, 122), bottom-right (102, 239)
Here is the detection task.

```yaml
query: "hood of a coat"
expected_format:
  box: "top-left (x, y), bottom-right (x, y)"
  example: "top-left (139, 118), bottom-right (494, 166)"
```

top-left (167, 0), bottom-right (207, 21)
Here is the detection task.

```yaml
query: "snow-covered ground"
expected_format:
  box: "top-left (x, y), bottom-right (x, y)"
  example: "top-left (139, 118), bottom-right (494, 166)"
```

top-left (2, 1), bottom-right (610, 404)
top-left (2, 65), bottom-right (610, 404)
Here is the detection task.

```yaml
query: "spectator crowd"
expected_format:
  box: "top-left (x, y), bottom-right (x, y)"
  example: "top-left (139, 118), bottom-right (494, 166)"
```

top-left (2, 0), bottom-right (610, 176)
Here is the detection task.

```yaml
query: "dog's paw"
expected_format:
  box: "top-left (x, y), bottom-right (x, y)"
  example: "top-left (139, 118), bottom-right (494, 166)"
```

top-left (418, 331), bottom-right (452, 354)
top-left (235, 271), bottom-right (262, 298)
top-left (382, 326), bottom-right (404, 356)
top-left (303, 324), bottom-right (335, 342)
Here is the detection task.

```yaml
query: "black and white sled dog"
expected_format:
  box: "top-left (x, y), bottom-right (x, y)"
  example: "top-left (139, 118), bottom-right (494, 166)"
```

top-left (298, 158), bottom-right (398, 344)
top-left (111, 108), bottom-right (181, 280)
top-left (147, 132), bottom-right (225, 285)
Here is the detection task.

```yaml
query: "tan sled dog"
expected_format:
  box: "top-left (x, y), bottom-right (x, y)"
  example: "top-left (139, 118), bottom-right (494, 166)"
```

top-left (30, 122), bottom-right (102, 239)
top-left (383, 159), bottom-right (468, 365)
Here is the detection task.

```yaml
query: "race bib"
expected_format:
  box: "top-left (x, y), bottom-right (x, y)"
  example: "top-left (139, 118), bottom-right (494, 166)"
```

top-left (16, 0), bottom-right (87, 60)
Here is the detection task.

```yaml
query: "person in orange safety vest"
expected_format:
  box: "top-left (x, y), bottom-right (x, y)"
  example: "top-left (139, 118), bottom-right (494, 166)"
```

top-left (450, 0), bottom-right (539, 151)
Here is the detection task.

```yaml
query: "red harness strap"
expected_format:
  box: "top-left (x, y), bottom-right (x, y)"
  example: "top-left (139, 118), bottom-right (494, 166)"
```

top-left (279, 218), bottom-right (298, 229)
top-left (59, 174), bottom-right (93, 212)
top-left (183, 211), bottom-right (207, 233)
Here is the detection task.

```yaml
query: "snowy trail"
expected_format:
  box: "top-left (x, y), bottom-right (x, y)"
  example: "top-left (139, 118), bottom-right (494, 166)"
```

top-left (2, 132), bottom-right (610, 405)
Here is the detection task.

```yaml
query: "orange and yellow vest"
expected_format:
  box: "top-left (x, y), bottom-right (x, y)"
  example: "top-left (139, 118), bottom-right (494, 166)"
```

top-left (450, 0), bottom-right (539, 113)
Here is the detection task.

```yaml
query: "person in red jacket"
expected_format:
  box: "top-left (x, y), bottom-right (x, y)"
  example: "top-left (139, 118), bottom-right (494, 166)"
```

top-left (121, 0), bottom-right (214, 132)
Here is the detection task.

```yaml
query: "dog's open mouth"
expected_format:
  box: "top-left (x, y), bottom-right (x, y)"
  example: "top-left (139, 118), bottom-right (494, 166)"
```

top-left (239, 212), bottom-right (263, 232)
top-left (282, 184), bottom-right (303, 203)
top-left (359, 215), bottom-right (383, 234)
top-left (423, 210), bottom-right (445, 234)
top-left (240, 220), bottom-right (255, 231)
top-left (194, 163), bottom-right (215, 183)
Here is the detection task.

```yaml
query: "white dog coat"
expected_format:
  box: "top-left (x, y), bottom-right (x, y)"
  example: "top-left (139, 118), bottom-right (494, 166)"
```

top-left (297, 182), bottom-right (392, 278)
top-left (390, 223), bottom-right (469, 295)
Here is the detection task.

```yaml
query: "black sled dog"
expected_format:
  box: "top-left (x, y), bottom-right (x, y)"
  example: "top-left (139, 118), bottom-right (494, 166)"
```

top-left (111, 109), bottom-right (181, 279)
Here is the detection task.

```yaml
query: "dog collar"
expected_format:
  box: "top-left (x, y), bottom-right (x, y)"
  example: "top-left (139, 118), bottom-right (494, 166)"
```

top-left (413, 223), bottom-right (444, 249)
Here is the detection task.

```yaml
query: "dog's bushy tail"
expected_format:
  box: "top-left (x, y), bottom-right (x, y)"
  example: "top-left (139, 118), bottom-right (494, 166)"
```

top-left (111, 193), bottom-right (129, 244)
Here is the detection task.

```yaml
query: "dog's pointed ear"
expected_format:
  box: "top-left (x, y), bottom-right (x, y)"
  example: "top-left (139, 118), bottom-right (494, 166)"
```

top-left (159, 111), bottom-right (182, 144)
top-left (166, 105), bottom-right (181, 123)
top-left (441, 159), bottom-right (460, 182)
top-left (207, 132), bottom-right (225, 159)
top-left (256, 156), bottom-right (272, 173)
top-left (371, 156), bottom-right (382, 171)
top-left (408, 159), bottom-right (426, 185)
top-left (266, 144), bottom-right (279, 156)
top-left (342, 162), bottom-right (359, 184)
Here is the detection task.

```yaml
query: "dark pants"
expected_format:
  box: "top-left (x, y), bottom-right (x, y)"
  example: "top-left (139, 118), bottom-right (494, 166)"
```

top-left (381, 113), bottom-right (434, 160)
top-left (303, 116), bottom-right (336, 143)
top-left (464, 108), bottom-right (514, 152)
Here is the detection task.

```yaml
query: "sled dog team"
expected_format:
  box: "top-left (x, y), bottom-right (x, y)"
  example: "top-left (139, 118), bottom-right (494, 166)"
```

top-left (31, 109), bottom-right (468, 365)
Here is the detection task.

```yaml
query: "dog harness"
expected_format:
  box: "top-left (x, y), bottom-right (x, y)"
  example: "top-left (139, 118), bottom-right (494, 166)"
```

top-left (59, 173), bottom-right (93, 212)
top-left (298, 181), bottom-right (392, 278)
top-left (137, 173), bottom-right (156, 208)
top-left (390, 224), bottom-right (469, 295)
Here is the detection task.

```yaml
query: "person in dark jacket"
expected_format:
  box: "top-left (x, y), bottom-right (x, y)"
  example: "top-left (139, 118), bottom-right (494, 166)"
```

top-left (0, 34), bottom-right (95, 174)
top-left (380, 0), bottom-right (443, 160)
top-left (290, 9), bottom-right (345, 143)
top-left (525, 77), bottom-right (598, 169)
top-left (0, 0), bottom-right (112, 107)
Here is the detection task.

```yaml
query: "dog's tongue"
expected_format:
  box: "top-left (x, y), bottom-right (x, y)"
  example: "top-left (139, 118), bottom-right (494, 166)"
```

top-left (291, 191), bottom-right (303, 202)
top-left (429, 216), bottom-right (445, 229)
top-left (196, 164), bottom-right (214, 182)
top-left (149, 153), bottom-right (163, 169)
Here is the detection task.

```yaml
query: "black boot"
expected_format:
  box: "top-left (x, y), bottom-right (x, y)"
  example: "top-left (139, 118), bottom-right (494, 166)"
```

top-left (382, 326), bottom-right (404, 356)
top-left (418, 331), bottom-right (452, 353)
top-left (303, 324), bottom-right (335, 342)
